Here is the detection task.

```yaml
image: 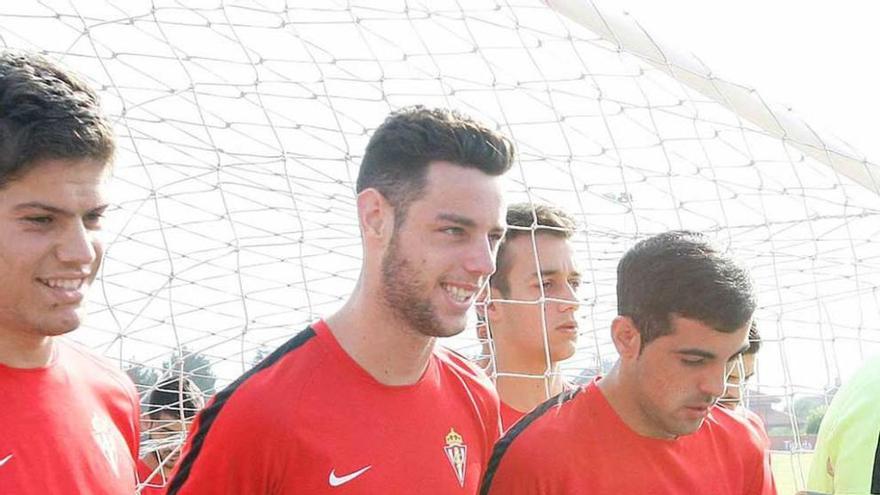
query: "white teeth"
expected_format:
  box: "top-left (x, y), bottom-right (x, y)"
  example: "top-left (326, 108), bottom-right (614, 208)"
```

top-left (443, 284), bottom-right (473, 303)
top-left (43, 279), bottom-right (84, 290)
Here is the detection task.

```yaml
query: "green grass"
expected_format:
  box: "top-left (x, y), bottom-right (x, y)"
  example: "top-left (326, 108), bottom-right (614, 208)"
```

top-left (771, 452), bottom-right (814, 495)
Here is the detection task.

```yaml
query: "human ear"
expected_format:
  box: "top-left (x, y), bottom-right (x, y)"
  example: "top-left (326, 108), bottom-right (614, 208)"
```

top-left (357, 188), bottom-right (392, 240)
top-left (611, 316), bottom-right (642, 360)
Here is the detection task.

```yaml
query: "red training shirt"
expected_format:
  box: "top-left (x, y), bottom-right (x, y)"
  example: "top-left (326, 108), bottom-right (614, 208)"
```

top-left (500, 400), bottom-right (526, 431)
top-left (137, 458), bottom-right (168, 494)
top-left (481, 379), bottom-right (776, 495)
top-left (0, 340), bottom-right (140, 494)
top-left (169, 320), bottom-right (502, 494)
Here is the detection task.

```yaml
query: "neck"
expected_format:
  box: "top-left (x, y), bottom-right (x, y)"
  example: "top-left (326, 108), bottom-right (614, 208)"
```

top-left (326, 281), bottom-right (435, 386)
top-left (494, 342), bottom-right (559, 376)
top-left (496, 368), bottom-right (567, 413)
top-left (490, 337), bottom-right (570, 411)
top-left (598, 362), bottom-right (677, 440)
top-left (0, 326), bottom-right (55, 368)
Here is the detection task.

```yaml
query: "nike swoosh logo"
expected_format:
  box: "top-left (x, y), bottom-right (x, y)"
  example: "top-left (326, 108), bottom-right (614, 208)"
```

top-left (328, 465), bottom-right (371, 487)
top-left (0, 454), bottom-right (12, 467)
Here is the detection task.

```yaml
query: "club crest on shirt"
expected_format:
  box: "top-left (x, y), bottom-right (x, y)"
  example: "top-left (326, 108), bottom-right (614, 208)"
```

top-left (91, 413), bottom-right (120, 476)
top-left (444, 428), bottom-right (467, 487)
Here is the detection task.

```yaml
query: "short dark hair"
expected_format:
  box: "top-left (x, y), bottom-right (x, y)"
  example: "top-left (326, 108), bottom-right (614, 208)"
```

top-left (145, 377), bottom-right (205, 420)
top-left (745, 321), bottom-right (761, 355)
top-left (617, 230), bottom-right (755, 346)
top-left (491, 203), bottom-right (577, 296)
top-left (0, 51), bottom-right (114, 188)
top-left (356, 106), bottom-right (514, 225)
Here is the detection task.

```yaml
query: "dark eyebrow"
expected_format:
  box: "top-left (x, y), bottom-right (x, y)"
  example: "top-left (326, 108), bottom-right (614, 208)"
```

top-left (14, 202), bottom-right (69, 215)
top-left (437, 212), bottom-right (506, 235)
top-left (437, 213), bottom-right (475, 228)
top-left (675, 348), bottom-right (717, 360)
top-left (675, 342), bottom-right (750, 361)
top-left (529, 269), bottom-right (583, 280)
top-left (13, 202), bottom-right (109, 216)
top-left (530, 269), bottom-right (560, 279)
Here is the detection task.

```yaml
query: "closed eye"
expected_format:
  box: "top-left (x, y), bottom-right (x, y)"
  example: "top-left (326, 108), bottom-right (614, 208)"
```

top-left (25, 216), bottom-right (53, 225)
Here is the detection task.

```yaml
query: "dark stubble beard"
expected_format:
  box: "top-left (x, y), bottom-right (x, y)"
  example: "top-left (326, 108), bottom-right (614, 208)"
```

top-left (380, 234), bottom-right (462, 338)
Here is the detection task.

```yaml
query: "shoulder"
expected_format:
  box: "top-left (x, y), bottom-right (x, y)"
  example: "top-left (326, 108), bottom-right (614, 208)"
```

top-left (61, 340), bottom-right (133, 386)
top-left (59, 339), bottom-right (138, 405)
top-left (706, 406), bottom-right (769, 454)
top-left (168, 326), bottom-right (323, 492)
top-left (498, 385), bottom-right (584, 449)
top-left (823, 355), bottom-right (880, 427)
top-left (481, 386), bottom-right (584, 491)
top-left (434, 346), bottom-right (502, 440)
top-left (59, 339), bottom-right (141, 455)
top-left (435, 346), bottom-right (495, 392)
top-left (208, 325), bottom-right (322, 423)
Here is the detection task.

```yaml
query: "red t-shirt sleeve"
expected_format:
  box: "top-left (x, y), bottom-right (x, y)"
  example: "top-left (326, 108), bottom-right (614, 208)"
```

top-left (482, 437), bottom-right (545, 495)
top-left (744, 448), bottom-right (777, 495)
top-left (167, 389), bottom-right (291, 494)
top-left (744, 413), bottom-right (777, 495)
top-left (83, 344), bottom-right (141, 469)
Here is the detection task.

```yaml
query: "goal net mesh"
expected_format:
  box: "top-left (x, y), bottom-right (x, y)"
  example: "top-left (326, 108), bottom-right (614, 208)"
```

top-left (2, 0), bottom-right (878, 492)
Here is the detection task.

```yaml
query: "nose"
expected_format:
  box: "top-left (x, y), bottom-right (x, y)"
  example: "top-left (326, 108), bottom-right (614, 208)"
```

top-left (699, 364), bottom-right (728, 400)
top-left (56, 221), bottom-right (99, 266)
top-left (557, 282), bottom-right (581, 313)
top-left (463, 236), bottom-right (496, 278)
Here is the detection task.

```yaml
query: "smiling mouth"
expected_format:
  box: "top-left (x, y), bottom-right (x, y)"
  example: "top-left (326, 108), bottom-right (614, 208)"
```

top-left (441, 283), bottom-right (476, 304)
top-left (39, 278), bottom-right (86, 290)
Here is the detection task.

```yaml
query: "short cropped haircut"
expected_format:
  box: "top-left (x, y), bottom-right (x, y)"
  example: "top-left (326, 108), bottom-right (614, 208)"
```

top-left (145, 377), bottom-right (205, 420)
top-left (356, 106), bottom-right (515, 225)
top-left (617, 231), bottom-right (755, 346)
top-left (0, 51), bottom-right (114, 188)
top-left (745, 321), bottom-right (761, 355)
top-left (490, 203), bottom-right (577, 297)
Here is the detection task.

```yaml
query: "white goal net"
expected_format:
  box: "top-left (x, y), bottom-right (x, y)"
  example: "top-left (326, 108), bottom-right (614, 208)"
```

top-left (1, 0), bottom-right (878, 492)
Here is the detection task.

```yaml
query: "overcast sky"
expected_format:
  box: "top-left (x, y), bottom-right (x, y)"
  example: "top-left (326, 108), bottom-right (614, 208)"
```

top-left (616, 0), bottom-right (880, 163)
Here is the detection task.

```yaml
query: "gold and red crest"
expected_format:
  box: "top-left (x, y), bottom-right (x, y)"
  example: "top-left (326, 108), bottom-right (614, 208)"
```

top-left (444, 428), bottom-right (467, 487)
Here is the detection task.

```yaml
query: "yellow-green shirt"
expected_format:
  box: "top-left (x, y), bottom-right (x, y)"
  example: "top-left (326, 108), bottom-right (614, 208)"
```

top-left (808, 355), bottom-right (880, 494)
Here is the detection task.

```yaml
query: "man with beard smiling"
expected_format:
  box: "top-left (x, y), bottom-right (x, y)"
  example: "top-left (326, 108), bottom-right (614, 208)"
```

top-left (169, 106), bottom-right (514, 494)
top-left (481, 231), bottom-right (776, 495)
top-left (0, 51), bottom-right (140, 494)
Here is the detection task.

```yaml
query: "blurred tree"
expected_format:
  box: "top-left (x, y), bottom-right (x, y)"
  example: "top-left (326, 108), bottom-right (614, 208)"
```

top-left (162, 347), bottom-right (217, 396)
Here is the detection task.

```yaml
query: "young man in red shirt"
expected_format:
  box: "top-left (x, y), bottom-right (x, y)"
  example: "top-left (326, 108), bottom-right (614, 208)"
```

top-left (479, 203), bottom-right (581, 430)
top-left (169, 107), bottom-right (514, 494)
top-left (0, 51), bottom-right (140, 494)
top-left (137, 377), bottom-right (205, 494)
top-left (481, 231), bottom-right (777, 495)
